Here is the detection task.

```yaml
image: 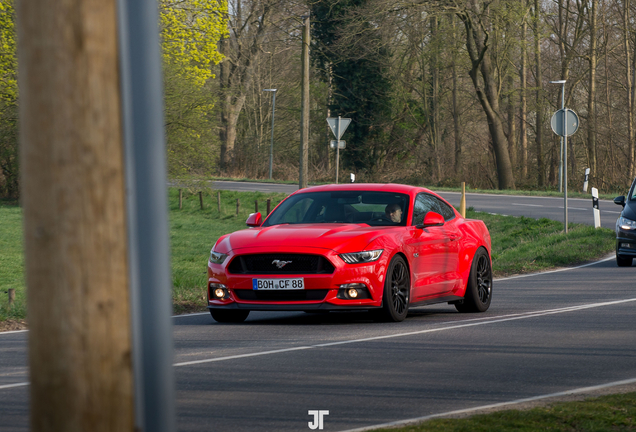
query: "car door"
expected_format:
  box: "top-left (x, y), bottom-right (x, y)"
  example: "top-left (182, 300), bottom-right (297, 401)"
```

top-left (405, 193), bottom-right (453, 299)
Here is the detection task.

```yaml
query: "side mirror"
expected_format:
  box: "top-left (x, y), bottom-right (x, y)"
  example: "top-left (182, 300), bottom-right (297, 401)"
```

top-left (246, 212), bottom-right (263, 227)
top-left (416, 211), bottom-right (444, 228)
top-left (614, 196), bottom-right (626, 207)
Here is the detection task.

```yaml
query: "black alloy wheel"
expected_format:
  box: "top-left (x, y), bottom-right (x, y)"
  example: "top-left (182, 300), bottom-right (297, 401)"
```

top-left (455, 248), bottom-right (492, 313)
top-left (210, 309), bottom-right (250, 323)
top-left (380, 255), bottom-right (410, 322)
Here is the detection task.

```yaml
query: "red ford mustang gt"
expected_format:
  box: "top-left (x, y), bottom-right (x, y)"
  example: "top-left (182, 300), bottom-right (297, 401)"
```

top-left (207, 183), bottom-right (492, 323)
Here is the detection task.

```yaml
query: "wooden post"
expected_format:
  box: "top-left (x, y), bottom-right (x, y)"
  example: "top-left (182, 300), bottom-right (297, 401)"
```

top-left (255, 200), bottom-right (258, 213)
top-left (217, 191), bottom-right (221, 214)
top-left (236, 199), bottom-right (240, 216)
top-left (266, 198), bottom-right (271, 215)
top-left (199, 191), bottom-right (204, 210)
top-left (17, 0), bottom-right (135, 429)
top-left (179, 189), bottom-right (183, 209)
top-left (460, 182), bottom-right (467, 218)
top-left (8, 289), bottom-right (15, 307)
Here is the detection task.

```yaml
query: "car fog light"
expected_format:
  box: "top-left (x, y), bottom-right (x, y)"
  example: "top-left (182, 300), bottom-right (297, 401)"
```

top-left (347, 288), bottom-right (359, 298)
top-left (214, 288), bottom-right (226, 298)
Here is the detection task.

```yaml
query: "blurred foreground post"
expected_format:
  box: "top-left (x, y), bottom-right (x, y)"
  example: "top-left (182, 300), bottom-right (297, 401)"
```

top-left (18, 0), bottom-right (134, 430)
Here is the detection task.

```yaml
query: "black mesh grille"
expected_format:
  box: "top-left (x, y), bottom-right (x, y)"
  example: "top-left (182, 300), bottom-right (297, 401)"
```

top-left (227, 254), bottom-right (335, 274)
top-left (234, 289), bottom-right (329, 301)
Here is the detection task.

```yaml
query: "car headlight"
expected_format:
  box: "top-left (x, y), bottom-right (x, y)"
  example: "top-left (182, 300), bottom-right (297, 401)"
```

top-left (339, 249), bottom-right (383, 264)
top-left (618, 216), bottom-right (636, 230)
top-left (209, 250), bottom-right (228, 264)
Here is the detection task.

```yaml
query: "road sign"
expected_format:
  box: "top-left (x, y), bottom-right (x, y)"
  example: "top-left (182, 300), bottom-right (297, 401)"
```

top-left (330, 140), bottom-right (346, 149)
top-left (327, 117), bottom-right (351, 139)
top-left (551, 109), bottom-right (579, 137)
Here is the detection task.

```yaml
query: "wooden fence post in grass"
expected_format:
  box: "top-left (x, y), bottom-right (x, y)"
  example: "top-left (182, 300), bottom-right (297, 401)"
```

top-left (199, 191), bottom-right (203, 210)
top-left (236, 199), bottom-right (240, 216)
top-left (217, 191), bottom-right (221, 214)
top-left (179, 189), bottom-right (183, 209)
top-left (255, 200), bottom-right (258, 213)
top-left (8, 289), bottom-right (15, 307)
top-left (460, 182), bottom-right (466, 218)
top-left (267, 199), bottom-right (271, 215)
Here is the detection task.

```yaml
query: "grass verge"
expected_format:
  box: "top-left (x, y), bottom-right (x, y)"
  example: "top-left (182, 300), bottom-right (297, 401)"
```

top-left (372, 391), bottom-right (636, 431)
top-left (0, 190), bottom-right (617, 323)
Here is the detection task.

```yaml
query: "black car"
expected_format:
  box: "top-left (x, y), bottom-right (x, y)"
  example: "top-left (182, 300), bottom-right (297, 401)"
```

top-left (614, 177), bottom-right (636, 266)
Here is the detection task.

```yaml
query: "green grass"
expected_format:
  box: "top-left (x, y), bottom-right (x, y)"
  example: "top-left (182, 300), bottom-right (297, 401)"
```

top-left (168, 188), bottom-right (287, 314)
top-left (467, 208), bottom-right (616, 276)
top-left (0, 203), bottom-right (26, 322)
top-left (0, 189), bottom-right (617, 321)
top-left (372, 392), bottom-right (636, 431)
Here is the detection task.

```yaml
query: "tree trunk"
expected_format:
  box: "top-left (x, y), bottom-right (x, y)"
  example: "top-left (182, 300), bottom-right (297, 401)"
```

top-left (534, 0), bottom-right (545, 187)
top-left (507, 74), bottom-right (517, 175)
top-left (430, 16), bottom-right (442, 183)
top-left (587, 0), bottom-right (598, 176)
top-left (625, 0), bottom-right (635, 179)
top-left (452, 15), bottom-right (462, 177)
top-left (459, 2), bottom-right (515, 190)
top-left (520, 6), bottom-right (528, 181)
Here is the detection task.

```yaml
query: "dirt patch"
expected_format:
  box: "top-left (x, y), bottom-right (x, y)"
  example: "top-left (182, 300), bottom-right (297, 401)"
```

top-left (0, 319), bottom-right (27, 332)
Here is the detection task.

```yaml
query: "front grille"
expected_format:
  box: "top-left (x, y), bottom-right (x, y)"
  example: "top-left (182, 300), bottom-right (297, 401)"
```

top-left (234, 289), bottom-right (329, 302)
top-left (227, 254), bottom-right (335, 274)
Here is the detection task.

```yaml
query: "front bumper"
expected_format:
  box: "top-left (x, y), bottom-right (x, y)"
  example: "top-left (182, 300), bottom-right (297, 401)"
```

top-left (616, 221), bottom-right (636, 257)
top-left (207, 247), bottom-right (390, 311)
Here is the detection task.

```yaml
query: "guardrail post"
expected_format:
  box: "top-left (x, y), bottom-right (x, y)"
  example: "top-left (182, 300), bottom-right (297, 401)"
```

top-left (267, 199), bottom-right (271, 215)
top-left (8, 289), bottom-right (15, 307)
top-left (178, 189), bottom-right (182, 209)
top-left (199, 191), bottom-right (203, 210)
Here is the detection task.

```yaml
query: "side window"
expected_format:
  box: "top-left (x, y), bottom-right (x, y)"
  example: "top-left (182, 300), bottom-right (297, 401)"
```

top-left (433, 197), bottom-right (456, 221)
top-left (412, 193), bottom-right (455, 225)
top-left (412, 194), bottom-right (436, 226)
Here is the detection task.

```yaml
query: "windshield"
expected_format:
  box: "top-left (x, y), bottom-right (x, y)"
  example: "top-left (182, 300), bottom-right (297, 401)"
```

top-left (262, 191), bottom-right (410, 227)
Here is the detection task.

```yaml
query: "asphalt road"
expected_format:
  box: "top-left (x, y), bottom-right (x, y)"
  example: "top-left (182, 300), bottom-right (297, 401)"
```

top-left (210, 181), bottom-right (621, 230)
top-left (1, 257), bottom-right (635, 431)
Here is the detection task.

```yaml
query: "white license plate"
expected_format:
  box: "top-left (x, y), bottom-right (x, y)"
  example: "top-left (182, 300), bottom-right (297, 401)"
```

top-left (252, 278), bottom-right (305, 290)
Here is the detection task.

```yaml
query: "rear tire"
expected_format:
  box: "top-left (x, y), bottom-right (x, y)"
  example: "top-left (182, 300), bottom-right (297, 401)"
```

top-left (455, 248), bottom-right (492, 313)
top-left (210, 309), bottom-right (250, 323)
top-left (379, 255), bottom-right (410, 322)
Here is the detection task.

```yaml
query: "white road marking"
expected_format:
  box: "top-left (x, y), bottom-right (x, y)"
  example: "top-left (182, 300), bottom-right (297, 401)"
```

top-left (0, 329), bottom-right (28, 335)
top-left (3, 297), bottom-right (635, 390)
top-left (512, 203), bottom-right (544, 207)
top-left (171, 297), bottom-right (636, 367)
top-left (0, 255), bottom-right (618, 338)
top-left (0, 382), bottom-right (29, 390)
top-left (495, 255), bottom-right (615, 282)
top-left (338, 377), bottom-right (636, 432)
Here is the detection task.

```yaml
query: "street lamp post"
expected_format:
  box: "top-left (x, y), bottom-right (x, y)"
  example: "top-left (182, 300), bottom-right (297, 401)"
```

top-left (263, 89), bottom-right (277, 179)
top-left (550, 79), bottom-right (568, 233)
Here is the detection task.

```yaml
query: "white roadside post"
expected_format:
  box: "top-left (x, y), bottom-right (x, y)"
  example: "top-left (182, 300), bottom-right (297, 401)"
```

top-left (592, 187), bottom-right (601, 229)
top-left (583, 168), bottom-right (590, 192)
top-left (350, 173), bottom-right (355, 183)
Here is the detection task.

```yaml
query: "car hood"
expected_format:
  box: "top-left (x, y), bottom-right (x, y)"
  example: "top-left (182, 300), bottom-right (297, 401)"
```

top-left (215, 223), bottom-right (397, 254)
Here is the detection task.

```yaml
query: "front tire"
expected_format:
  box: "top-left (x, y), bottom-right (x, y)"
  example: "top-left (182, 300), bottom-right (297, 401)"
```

top-left (616, 253), bottom-right (633, 267)
top-left (210, 309), bottom-right (250, 323)
top-left (455, 248), bottom-right (492, 313)
top-left (379, 255), bottom-right (410, 322)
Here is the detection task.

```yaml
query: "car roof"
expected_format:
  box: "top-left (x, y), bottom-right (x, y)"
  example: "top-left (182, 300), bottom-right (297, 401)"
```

top-left (294, 183), bottom-right (429, 195)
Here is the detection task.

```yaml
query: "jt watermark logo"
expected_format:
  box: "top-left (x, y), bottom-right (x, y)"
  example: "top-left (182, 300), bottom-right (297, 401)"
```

top-left (308, 410), bottom-right (329, 430)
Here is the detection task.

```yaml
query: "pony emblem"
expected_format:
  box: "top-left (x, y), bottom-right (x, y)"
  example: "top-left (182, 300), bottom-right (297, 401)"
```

top-left (272, 260), bottom-right (292, 269)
